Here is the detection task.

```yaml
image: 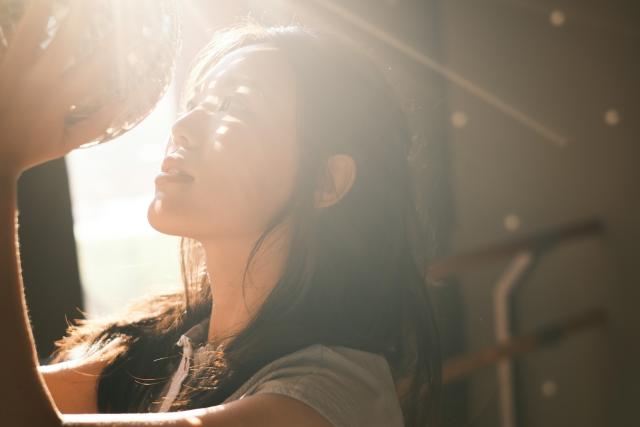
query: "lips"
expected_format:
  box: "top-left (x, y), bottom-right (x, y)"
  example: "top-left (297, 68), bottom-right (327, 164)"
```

top-left (156, 155), bottom-right (195, 185)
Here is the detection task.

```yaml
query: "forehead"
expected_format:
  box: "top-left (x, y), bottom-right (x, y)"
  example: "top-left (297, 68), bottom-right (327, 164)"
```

top-left (195, 43), bottom-right (292, 97)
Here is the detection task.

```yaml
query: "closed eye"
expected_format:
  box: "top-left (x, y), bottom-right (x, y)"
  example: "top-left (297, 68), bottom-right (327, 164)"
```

top-left (185, 99), bottom-right (197, 111)
top-left (219, 97), bottom-right (232, 112)
top-left (186, 93), bottom-right (252, 116)
top-left (197, 96), bottom-right (233, 113)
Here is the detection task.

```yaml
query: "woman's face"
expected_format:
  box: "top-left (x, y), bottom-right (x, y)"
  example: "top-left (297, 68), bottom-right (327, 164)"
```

top-left (148, 43), bottom-right (298, 240)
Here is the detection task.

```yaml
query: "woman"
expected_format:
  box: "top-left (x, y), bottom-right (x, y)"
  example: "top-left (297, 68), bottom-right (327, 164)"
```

top-left (0, 2), bottom-right (441, 427)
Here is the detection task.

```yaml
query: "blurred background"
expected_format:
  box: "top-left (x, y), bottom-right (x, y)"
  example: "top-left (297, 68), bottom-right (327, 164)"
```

top-left (17, 0), bottom-right (638, 426)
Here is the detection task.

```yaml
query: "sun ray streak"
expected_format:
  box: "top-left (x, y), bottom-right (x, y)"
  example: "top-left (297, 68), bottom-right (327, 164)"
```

top-left (307, 0), bottom-right (570, 146)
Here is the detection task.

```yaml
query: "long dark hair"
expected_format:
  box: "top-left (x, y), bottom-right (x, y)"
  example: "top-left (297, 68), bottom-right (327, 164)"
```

top-left (50, 23), bottom-right (442, 427)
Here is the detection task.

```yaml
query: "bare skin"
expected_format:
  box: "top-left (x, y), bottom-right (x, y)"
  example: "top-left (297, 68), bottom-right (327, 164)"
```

top-left (1, 1), bottom-right (355, 426)
top-left (148, 44), bottom-right (301, 347)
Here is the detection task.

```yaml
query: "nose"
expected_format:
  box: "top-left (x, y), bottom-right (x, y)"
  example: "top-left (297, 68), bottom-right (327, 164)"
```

top-left (167, 111), bottom-right (202, 154)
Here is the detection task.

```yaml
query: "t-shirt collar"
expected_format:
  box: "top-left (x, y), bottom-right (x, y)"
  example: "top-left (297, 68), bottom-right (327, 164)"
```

top-left (176, 317), bottom-right (210, 349)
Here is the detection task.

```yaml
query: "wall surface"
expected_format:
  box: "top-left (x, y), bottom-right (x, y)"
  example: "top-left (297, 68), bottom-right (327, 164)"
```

top-left (438, 0), bottom-right (639, 425)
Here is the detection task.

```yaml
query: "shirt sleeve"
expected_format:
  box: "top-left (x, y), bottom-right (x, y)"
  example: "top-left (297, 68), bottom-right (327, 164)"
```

top-left (242, 344), bottom-right (405, 427)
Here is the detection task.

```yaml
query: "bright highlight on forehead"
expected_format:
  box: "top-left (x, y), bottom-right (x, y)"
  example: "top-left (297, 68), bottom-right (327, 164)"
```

top-left (186, 42), bottom-right (279, 111)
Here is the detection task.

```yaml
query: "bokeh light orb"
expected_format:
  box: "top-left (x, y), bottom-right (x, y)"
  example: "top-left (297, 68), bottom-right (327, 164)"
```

top-left (0, 0), bottom-right (181, 148)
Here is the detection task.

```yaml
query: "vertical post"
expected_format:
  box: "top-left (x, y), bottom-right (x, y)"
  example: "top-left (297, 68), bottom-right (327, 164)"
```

top-left (493, 251), bottom-right (534, 427)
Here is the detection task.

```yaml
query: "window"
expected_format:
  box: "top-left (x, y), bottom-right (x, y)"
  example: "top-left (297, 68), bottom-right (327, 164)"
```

top-left (66, 89), bottom-right (182, 317)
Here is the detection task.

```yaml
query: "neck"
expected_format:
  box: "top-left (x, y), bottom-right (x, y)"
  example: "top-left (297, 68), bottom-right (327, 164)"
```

top-left (200, 224), bottom-right (292, 345)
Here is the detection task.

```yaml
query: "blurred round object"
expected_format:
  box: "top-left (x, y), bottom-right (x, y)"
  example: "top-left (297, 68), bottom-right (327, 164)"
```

top-left (549, 9), bottom-right (566, 27)
top-left (503, 213), bottom-right (521, 231)
top-left (604, 108), bottom-right (620, 126)
top-left (0, 0), bottom-right (181, 148)
top-left (450, 111), bottom-right (468, 128)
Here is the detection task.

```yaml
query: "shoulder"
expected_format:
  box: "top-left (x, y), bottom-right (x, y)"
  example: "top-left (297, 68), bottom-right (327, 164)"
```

top-left (39, 356), bottom-right (109, 413)
top-left (40, 336), bottom-right (128, 414)
top-left (224, 344), bottom-right (405, 427)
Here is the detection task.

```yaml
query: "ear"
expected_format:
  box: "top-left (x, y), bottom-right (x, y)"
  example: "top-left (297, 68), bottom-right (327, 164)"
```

top-left (314, 154), bottom-right (357, 209)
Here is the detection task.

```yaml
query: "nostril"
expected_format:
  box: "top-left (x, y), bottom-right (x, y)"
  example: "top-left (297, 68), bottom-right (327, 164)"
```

top-left (168, 134), bottom-right (192, 151)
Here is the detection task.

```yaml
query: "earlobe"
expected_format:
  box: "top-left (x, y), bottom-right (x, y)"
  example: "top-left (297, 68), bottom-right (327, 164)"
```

top-left (315, 154), bottom-right (357, 209)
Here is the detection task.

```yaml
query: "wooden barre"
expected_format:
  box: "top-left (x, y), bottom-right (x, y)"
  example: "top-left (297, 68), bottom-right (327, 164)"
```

top-left (394, 307), bottom-right (606, 397)
top-left (443, 307), bottom-right (607, 384)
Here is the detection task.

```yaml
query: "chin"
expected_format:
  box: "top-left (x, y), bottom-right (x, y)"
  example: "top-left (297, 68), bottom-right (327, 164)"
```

top-left (147, 198), bottom-right (189, 237)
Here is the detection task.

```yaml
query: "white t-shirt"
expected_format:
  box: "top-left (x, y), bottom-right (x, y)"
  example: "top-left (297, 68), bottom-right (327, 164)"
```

top-left (150, 318), bottom-right (405, 427)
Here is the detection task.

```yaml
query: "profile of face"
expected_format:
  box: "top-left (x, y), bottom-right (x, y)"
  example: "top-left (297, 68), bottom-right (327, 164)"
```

top-left (147, 43), bottom-right (299, 241)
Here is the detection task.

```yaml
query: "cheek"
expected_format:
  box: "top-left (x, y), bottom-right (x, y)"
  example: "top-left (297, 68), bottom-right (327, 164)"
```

top-left (251, 145), bottom-right (297, 207)
top-left (253, 124), bottom-right (299, 207)
top-left (195, 125), bottom-right (298, 234)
